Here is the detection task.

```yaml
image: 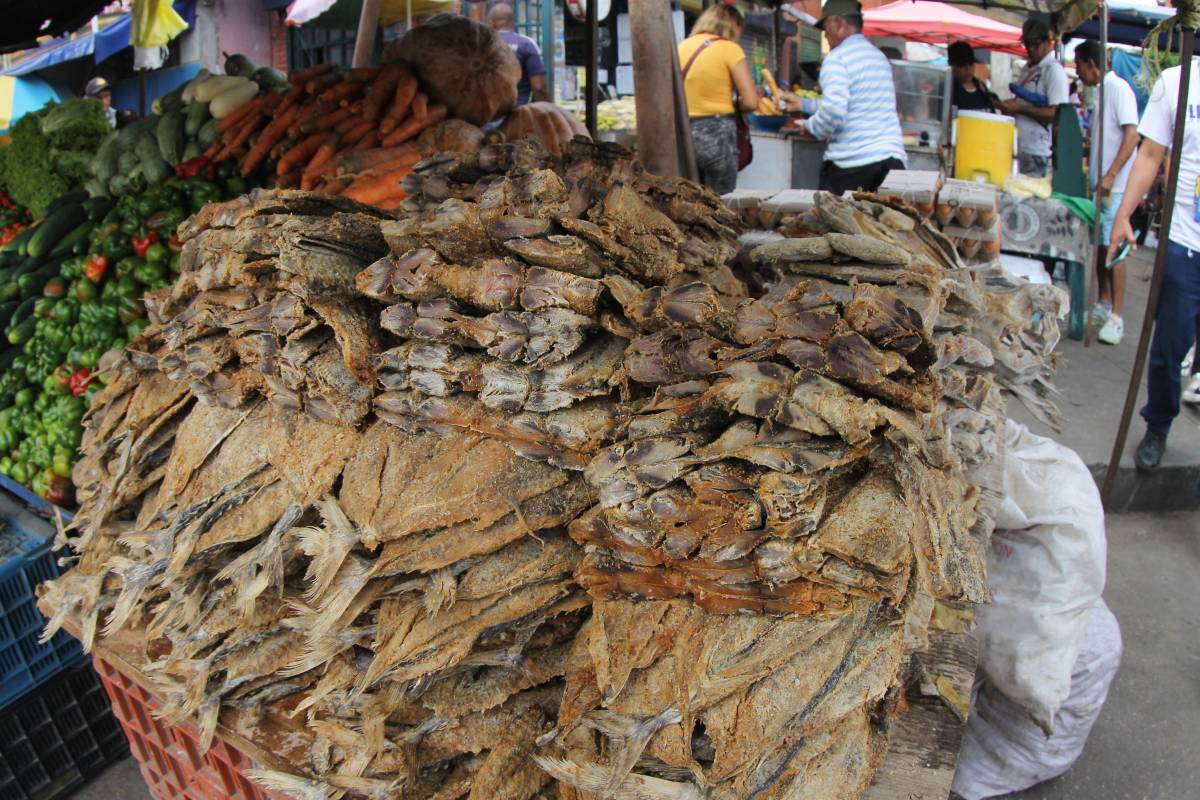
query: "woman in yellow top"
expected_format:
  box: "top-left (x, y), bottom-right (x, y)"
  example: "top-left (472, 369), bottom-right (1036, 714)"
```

top-left (678, 4), bottom-right (759, 194)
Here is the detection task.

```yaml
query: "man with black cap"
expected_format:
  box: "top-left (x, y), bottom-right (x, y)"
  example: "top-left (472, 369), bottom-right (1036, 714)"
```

top-left (85, 77), bottom-right (117, 128)
top-left (996, 18), bottom-right (1069, 177)
top-left (948, 42), bottom-right (995, 113)
top-left (783, 0), bottom-right (905, 194)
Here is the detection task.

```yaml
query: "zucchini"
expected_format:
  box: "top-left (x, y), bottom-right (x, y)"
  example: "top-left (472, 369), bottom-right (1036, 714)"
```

top-left (136, 132), bottom-right (172, 184)
top-left (181, 69), bottom-right (212, 104)
top-left (157, 110), bottom-right (187, 166)
top-left (92, 133), bottom-right (121, 182)
top-left (7, 316), bottom-right (35, 345)
top-left (193, 75), bottom-right (250, 103)
top-left (225, 54), bottom-right (257, 78)
top-left (49, 220), bottom-right (95, 258)
top-left (117, 149), bottom-right (140, 175)
top-left (210, 82), bottom-right (259, 120)
top-left (0, 227), bottom-right (35, 255)
top-left (182, 141), bottom-right (202, 162)
top-left (185, 100), bottom-right (210, 136)
top-left (27, 203), bottom-right (86, 260)
top-left (6, 297), bottom-right (37, 332)
top-left (252, 66), bottom-right (288, 91)
top-left (0, 346), bottom-right (19, 372)
top-left (153, 84), bottom-right (187, 115)
top-left (196, 117), bottom-right (221, 148)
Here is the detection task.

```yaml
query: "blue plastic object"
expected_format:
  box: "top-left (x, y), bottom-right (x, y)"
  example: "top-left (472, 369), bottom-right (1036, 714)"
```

top-left (747, 113), bottom-right (789, 133)
top-left (0, 491), bottom-right (86, 713)
top-left (0, 474), bottom-right (73, 524)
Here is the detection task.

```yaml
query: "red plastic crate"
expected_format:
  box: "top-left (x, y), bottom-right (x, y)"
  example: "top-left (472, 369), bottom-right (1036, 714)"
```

top-left (91, 656), bottom-right (293, 800)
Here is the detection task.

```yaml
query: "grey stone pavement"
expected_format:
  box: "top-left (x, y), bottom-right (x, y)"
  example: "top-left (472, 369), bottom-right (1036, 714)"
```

top-left (70, 511), bottom-right (1200, 799)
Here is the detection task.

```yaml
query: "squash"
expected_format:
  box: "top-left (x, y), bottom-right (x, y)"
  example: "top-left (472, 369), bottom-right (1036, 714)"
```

top-left (499, 103), bottom-right (589, 157)
top-left (193, 75), bottom-right (250, 104)
top-left (209, 82), bottom-right (259, 119)
top-left (392, 14), bottom-right (520, 127)
top-left (181, 69), bottom-right (211, 103)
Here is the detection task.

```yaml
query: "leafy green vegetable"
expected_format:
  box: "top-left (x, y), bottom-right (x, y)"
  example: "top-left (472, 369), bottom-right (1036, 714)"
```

top-left (0, 99), bottom-right (110, 216)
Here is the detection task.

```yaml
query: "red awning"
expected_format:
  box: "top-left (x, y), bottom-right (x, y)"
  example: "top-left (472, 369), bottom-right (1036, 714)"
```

top-left (863, 0), bottom-right (1025, 55)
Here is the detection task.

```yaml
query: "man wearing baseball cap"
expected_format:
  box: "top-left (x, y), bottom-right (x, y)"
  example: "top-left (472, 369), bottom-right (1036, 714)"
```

top-left (783, 0), bottom-right (906, 194)
top-left (996, 18), bottom-right (1070, 177)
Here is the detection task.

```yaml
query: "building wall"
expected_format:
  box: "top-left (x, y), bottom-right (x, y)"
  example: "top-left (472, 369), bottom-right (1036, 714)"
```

top-left (179, 0), bottom-right (275, 73)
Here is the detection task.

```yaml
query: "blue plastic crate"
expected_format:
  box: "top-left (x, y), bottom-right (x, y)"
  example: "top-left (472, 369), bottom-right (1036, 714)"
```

top-left (0, 475), bottom-right (73, 524)
top-left (0, 492), bottom-right (87, 713)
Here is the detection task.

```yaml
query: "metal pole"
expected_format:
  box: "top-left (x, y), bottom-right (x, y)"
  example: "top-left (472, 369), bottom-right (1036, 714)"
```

top-left (629, 0), bottom-right (682, 176)
top-left (541, 0), bottom-right (555, 102)
top-left (584, 0), bottom-right (599, 136)
top-left (351, 0), bottom-right (383, 68)
top-left (1084, 4), bottom-right (1109, 346)
top-left (1102, 27), bottom-right (1195, 506)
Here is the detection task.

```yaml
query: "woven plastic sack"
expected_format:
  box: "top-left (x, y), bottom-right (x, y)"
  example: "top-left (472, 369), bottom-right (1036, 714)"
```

top-left (976, 419), bottom-right (1106, 731)
top-left (952, 598), bottom-right (1122, 799)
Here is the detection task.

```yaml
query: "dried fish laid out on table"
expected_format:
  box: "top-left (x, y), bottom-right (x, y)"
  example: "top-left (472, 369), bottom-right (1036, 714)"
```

top-left (41, 139), bottom-right (1061, 799)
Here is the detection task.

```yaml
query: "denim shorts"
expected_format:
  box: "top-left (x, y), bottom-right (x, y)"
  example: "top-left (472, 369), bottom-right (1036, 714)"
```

top-left (1099, 192), bottom-right (1123, 247)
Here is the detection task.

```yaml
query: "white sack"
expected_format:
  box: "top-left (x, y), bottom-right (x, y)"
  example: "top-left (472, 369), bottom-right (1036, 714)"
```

top-left (952, 598), bottom-right (1122, 799)
top-left (976, 419), bottom-right (1107, 730)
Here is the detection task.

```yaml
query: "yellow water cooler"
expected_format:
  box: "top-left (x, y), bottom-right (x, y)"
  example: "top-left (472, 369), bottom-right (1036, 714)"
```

top-left (953, 111), bottom-right (1016, 186)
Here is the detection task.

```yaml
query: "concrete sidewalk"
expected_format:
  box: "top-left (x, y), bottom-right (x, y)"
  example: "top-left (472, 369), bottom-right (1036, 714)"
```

top-left (1006, 247), bottom-right (1200, 511)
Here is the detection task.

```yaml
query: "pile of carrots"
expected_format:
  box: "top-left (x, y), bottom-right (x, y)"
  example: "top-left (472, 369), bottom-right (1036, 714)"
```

top-left (204, 63), bottom-right (453, 209)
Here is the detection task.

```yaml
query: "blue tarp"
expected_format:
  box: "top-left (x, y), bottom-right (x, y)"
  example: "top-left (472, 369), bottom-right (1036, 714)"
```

top-left (1, 1), bottom-right (195, 77)
top-left (1111, 49), bottom-right (1149, 115)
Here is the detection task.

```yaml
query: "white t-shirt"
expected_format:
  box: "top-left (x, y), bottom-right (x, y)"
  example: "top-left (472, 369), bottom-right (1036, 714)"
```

top-left (1014, 52), bottom-right (1070, 157)
top-left (1091, 71), bottom-right (1139, 194)
top-left (1138, 59), bottom-right (1200, 252)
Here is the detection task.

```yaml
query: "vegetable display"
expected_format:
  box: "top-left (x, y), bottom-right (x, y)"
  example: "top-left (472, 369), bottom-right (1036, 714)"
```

top-left (0, 99), bottom-right (110, 217)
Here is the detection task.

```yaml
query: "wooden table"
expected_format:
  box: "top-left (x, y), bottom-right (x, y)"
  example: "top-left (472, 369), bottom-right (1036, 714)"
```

top-left (47, 601), bottom-right (978, 799)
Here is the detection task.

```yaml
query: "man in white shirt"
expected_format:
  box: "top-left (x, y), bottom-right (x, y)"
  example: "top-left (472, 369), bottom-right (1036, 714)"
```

top-left (1108, 57), bottom-right (1200, 471)
top-left (1075, 39), bottom-right (1139, 345)
top-left (996, 19), bottom-right (1070, 177)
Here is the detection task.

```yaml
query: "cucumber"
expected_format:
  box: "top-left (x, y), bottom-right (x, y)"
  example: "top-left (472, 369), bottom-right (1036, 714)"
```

top-left (0, 346), bottom-right (19, 372)
top-left (196, 117), bottom-right (221, 149)
top-left (0, 228), bottom-right (35, 255)
top-left (82, 197), bottom-right (115, 221)
top-left (157, 110), bottom-right (187, 166)
top-left (224, 54), bottom-right (257, 79)
top-left (49, 220), bottom-right (95, 258)
top-left (83, 178), bottom-right (109, 199)
top-left (27, 203), bottom-right (86, 260)
top-left (185, 100), bottom-right (210, 137)
top-left (136, 132), bottom-right (171, 183)
top-left (0, 301), bottom-right (20, 330)
top-left (7, 316), bottom-right (35, 345)
top-left (93, 132), bottom-right (121, 182)
top-left (0, 252), bottom-right (17, 269)
top-left (154, 84), bottom-right (187, 115)
top-left (19, 261), bottom-right (64, 299)
top-left (182, 141), bottom-right (202, 162)
top-left (6, 297), bottom-right (36, 332)
top-left (44, 190), bottom-right (89, 217)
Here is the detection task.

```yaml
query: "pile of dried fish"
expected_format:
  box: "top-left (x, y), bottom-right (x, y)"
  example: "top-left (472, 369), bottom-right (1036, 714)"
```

top-left (41, 139), bottom-right (1060, 799)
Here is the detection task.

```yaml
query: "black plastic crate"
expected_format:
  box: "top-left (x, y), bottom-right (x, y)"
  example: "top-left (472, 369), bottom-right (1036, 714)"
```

top-left (0, 662), bottom-right (129, 800)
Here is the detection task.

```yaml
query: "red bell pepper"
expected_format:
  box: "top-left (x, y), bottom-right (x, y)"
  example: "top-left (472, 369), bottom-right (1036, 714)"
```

top-left (84, 255), bottom-right (110, 282)
top-left (68, 368), bottom-right (93, 397)
top-left (131, 231), bottom-right (159, 260)
top-left (175, 155), bottom-right (212, 179)
top-left (168, 232), bottom-right (183, 253)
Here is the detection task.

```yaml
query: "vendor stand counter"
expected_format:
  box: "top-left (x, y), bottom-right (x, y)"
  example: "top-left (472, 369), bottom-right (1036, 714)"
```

top-left (999, 192), bottom-right (1093, 339)
top-left (737, 131), bottom-right (827, 192)
top-left (45, 597), bottom-right (979, 800)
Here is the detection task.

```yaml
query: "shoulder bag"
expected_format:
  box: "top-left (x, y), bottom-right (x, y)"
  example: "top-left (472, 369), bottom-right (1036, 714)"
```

top-left (681, 38), bottom-right (753, 171)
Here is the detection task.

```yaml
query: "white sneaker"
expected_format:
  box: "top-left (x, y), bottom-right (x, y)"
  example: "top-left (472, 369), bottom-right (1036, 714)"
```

top-left (1184, 374), bottom-right (1200, 405)
top-left (1183, 346), bottom-right (1195, 376)
top-left (1090, 304), bottom-right (1110, 327)
top-left (1098, 314), bottom-right (1124, 345)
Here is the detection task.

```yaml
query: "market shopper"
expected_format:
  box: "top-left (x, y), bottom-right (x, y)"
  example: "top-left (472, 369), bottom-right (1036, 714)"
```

top-left (1107, 56), bottom-right (1200, 471)
top-left (85, 77), bottom-right (117, 128)
top-left (785, 0), bottom-right (906, 194)
top-left (488, 3), bottom-right (548, 105)
top-left (996, 19), bottom-right (1069, 177)
top-left (1075, 39), bottom-right (1139, 346)
top-left (678, 4), bottom-right (760, 195)
top-left (948, 42), bottom-right (995, 113)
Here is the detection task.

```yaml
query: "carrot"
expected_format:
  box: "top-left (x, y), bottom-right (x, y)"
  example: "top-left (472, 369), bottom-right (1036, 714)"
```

top-left (335, 144), bottom-right (421, 174)
top-left (276, 84), bottom-right (306, 115)
top-left (352, 131), bottom-right (381, 151)
top-left (362, 64), bottom-right (406, 123)
top-left (276, 131), bottom-right (325, 176)
top-left (289, 63), bottom-right (336, 85)
top-left (410, 92), bottom-right (428, 122)
top-left (300, 105), bottom-right (353, 135)
top-left (335, 112), bottom-right (365, 133)
top-left (344, 67), bottom-right (383, 83)
top-left (313, 177), bottom-right (347, 195)
top-left (217, 94), bottom-right (265, 133)
top-left (381, 104), bottom-right (446, 147)
top-left (241, 103), bottom-right (302, 176)
top-left (318, 80), bottom-right (362, 110)
top-left (270, 139), bottom-right (290, 160)
top-left (307, 132), bottom-right (341, 175)
top-left (306, 72), bottom-right (340, 95)
top-left (378, 74), bottom-right (420, 134)
top-left (214, 109), bottom-right (265, 163)
top-left (276, 171), bottom-right (301, 189)
top-left (339, 119), bottom-right (374, 145)
top-left (342, 165), bottom-right (416, 205)
top-left (373, 195), bottom-right (408, 211)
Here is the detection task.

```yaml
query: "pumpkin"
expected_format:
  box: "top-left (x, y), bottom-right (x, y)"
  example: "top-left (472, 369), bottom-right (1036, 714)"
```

top-left (499, 102), bottom-right (590, 157)
top-left (392, 14), bottom-right (520, 127)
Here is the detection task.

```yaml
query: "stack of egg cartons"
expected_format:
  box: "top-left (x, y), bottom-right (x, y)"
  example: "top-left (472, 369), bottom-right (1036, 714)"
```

top-left (937, 178), bottom-right (1001, 262)
top-left (877, 170), bottom-right (942, 220)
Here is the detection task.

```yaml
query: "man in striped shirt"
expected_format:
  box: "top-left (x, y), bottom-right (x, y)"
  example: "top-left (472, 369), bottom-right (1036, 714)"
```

top-left (787, 0), bottom-right (906, 194)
